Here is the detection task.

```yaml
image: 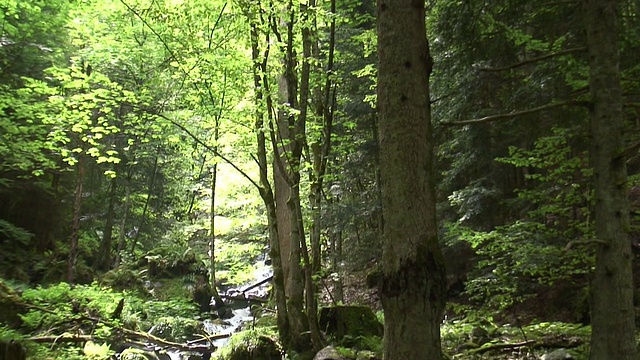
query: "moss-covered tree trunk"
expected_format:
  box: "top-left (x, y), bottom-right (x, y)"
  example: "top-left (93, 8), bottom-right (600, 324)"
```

top-left (584, 0), bottom-right (638, 359)
top-left (377, 0), bottom-right (447, 359)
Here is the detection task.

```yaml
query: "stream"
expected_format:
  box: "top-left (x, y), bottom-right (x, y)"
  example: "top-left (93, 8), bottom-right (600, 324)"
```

top-left (125, 259), bottom-right (274, 360)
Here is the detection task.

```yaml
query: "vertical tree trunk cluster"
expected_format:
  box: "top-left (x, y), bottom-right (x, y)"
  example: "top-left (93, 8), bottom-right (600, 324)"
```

top-left (584, 0), bottom-right (638, 359)
top-left (377, 0), bottom-right (447, 359)
top-left (243, 0), bottom-right (337, 351)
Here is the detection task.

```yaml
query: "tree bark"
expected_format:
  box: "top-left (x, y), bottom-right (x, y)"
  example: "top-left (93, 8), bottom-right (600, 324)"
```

top-left (95, 176), bottom-right (117, 271)
top-left (115, 166), bottom-right (133, 268)
top-left (273, 0), bottom-right (309, 350)
top-left (209, 160), bottom-right (223, 308)
top-left (131, 154), bottom-right (158, 255)
top-left (249, 12), bottom-right (290, 344)
top-left (377, 0), bottom-right (447, 359)
top-left (584, 0), bottom-right (638, 359)
top-left (68, 155), bottom-right (85, 284)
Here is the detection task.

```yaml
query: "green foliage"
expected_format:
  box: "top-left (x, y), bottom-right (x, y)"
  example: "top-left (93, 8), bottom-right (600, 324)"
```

top-left (496, 126), bottom-right (593, 239)
top-left (148, 316), bottom-right (204, 342)
top-left (446, 221), bottom-right (592, 313)
top-left (443, 124), bottom-right (594, 315)
top-left (19, 282), bottom-right (124, 332)
top-left (0, 220), bottom-right (32, 244)
top-left (441, 318), bottom-right (591, 359)
top-left (216, 239), bottom-right (267, 285)
top-left (126, 297), bottom-right (198, 329)
top-left (83, 341), bottom-right (114, 359)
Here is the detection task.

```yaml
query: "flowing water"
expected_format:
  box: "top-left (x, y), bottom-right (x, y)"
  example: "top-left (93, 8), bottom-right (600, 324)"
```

top-left (117, 259), bottom-right (273, 360)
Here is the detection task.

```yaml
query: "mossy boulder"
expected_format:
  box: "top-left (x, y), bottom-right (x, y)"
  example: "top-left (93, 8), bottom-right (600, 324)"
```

top-left (314, 346), bottom-right (345, 360)
top-left (214, 329), bottom-right (282, 360)
top-left (318, 305), bottom-right (383, 340)
top-left (120, 348), bottom-right (159, 360)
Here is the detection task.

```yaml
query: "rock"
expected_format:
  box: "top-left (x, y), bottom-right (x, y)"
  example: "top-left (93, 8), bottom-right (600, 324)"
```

top-left (318, 305), bottom-right (383, 340)
top-left (470, 326), bottom-right (490, 345)
top-left (540, 349), bottom-right (574, 360)
top-left (314, 346), bottom-right (345, 360)
top-left (192, 276), bottom-right (213, 313)
top-left (218, 307), bottom-right (234, 320)
top-left (209, 318), bottom-right (231, 326)
top-left (220, 331), bottom-right (282, 360)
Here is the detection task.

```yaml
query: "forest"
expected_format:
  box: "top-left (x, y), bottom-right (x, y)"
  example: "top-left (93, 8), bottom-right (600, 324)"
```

top-left (0, 0), bottom-right (639, 359)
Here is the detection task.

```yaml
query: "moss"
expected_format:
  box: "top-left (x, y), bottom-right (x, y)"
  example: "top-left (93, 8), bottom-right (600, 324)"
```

top-left (120, 348), bottom-right (159, 360)
top-left (318, 305), bottom-right (383, 340)
top-left (336, 346), bottom-right (357, 359)
top-left (152, 278), bottom-right (192, 301)
top-left (253, 313), bottom-right (277, 328)
top-left (213, 328), bottom-right (282, 360)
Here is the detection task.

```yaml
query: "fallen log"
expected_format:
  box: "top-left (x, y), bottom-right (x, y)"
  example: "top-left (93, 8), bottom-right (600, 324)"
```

top-left (469, 335), bottom-right (585, 355)
top-left (470, 340), bottom-right (536, 354)
top-left (239, 275), bottom-right (273, 293)
top-left (220, 294), bottom-right (268, 303)
top-left (120, 328), bottom-right (213, 353)
top-left (29, 334), bottom-right (93, 343)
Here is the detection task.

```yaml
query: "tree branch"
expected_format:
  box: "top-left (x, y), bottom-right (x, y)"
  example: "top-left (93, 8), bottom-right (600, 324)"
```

top-left (441, 100), bottom-right (585, 126)
top-left (615, 139), bottom-right (640, 162)
top-left (144, 109), bottom-right (261, 190)
top-left (565, 238), bottom-right (609, 250)
top-left (478, 47), bottom-right (586, 72)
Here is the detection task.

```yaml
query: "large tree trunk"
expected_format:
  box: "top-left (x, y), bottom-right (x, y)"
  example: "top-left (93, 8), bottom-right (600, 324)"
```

top-left (249, 14), bottom-right (290, 344)
top-left (584, 0), bottom-right (638, 359)
top-left (377, 1), bottom-right (447, 359)
top-left (274, 0), bottom-right (309, 350)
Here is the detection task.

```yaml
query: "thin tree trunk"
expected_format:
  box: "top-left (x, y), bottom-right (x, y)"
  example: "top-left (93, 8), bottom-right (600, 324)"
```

top-left (332, 230), bottom-right (344, 303)
top-left (209, 114), bottom-right (223, 308)
top-left (115, 168), bottom-right (133, 269)
top-left (95, 176), bottom-right (117, 271)
top-left (584, 0), bottom-right (638, 358)
top-left (68, 156), bottom-right (85, 284)
top-left (309, 0), bottom-right (336, 275)
top-left (131, 155), bottom-right (158, 254)
top-left (377, 0), bottom-right (447, 359)
top-left (209, 162), bottom-right (223, 307)
top-left (187, 154), bottom-right (207, 222)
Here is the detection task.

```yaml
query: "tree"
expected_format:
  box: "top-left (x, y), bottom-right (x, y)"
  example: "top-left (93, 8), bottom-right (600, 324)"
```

top-left (584, 0), bottom-right (637, 358)
top-left (376, 0), bottom-right (447, 359)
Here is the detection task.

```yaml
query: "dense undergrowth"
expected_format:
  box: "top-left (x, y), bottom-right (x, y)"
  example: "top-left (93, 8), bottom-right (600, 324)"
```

top-left (2, 274), bottom-right (626, 360)
top-left (0, 280), bottom-right (198, 359)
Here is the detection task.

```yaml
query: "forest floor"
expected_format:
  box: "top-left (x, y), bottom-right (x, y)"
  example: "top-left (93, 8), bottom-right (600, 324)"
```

top-left (318, 270), bottom-right (597, 360)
